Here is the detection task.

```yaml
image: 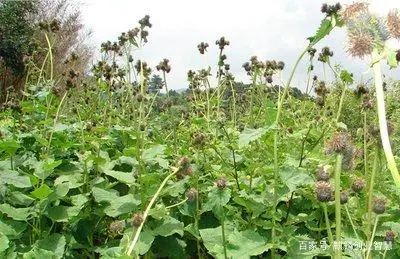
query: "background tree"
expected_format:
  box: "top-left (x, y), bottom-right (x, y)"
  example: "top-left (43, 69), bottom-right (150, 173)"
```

top-left (0, 0), bottom-right (93, 103)
top-left (0, 0), bottom-right (36, 102)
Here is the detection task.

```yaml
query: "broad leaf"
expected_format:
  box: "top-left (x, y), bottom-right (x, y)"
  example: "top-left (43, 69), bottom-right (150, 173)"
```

top-left (279, 166), bottom-right (313, 192)
top-left (153, 216), bottom-right (184, 237)
top-left (0, 204), bottom-right (33, 221)
top-left (0, 170), bottom-right (31, 188)
top-left (36, 233), bottom-right (66, 259)
top-left (238, 127), bottom-right (268, 149)
top-left (0, 233), bottom-right (9, 253)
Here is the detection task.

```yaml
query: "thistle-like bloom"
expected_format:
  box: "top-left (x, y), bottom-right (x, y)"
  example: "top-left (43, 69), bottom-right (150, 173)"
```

top-left (315, 181), bottom-right (332, 202)
top-left (387, 9), bottom-right (400, 40)
top-left (346, 30), bottom-right (374, 58)
top-left (340, 2), bottom-right (369, 21)
top-left (325, 132), bottom-right (354, 155)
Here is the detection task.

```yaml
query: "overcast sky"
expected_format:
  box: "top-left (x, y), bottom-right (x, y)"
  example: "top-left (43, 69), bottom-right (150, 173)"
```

top-left (79, 0), bottom-right (400, 91)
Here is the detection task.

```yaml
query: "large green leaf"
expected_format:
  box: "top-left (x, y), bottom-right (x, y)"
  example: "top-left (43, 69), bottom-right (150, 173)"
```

top-left (32, 158), bottom-right (62, 180)
top-left (0, 219), bottom-right (27, 239)
top-left (45, 183), bottom-right (70, 203)
top-left (141, 145), bottom-right (169, 168)
top-left (279, 166), bottom-right (313, 192)
top-left (134, 229), bottom-right (155, 255)
top-left (92, 187), bottom-right (140, 217)
top-left (103, 170), bottom-right (135, 185)
top-left (238, 127), bottom-right (268, 149)
top-left (307, 18), bottom-right (333, 45)
top-left (0, 171), bottom-right (31, 188)
top-left (200, 226), bottom-right (269, 258)
top-left (203, 188), bottom-right (231, 213)
top-left (23, 248), bottom-right (55, 259)
top-left (0, 204), bottom-right (33, 221)
top-left (31, 184), bottom-right (53, 200)
top-left (36, 233), bottom-right (65, 259)
top-left (0, 233), bottom-right (9, 253)
top-left (0, 140), bottom-right (20, 155)
top-left (7, 191), bottom-right (35, 206)
top-left (54, 173), bottom-right (84, 188)
top-left (153, 216), bottom-right (184, 237)
top-left (46, 194), bottom-right (88, 222)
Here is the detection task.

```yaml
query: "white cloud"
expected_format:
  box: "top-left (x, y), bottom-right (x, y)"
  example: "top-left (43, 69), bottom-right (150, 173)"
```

top-left (78, 0), bottom-right (400, 91)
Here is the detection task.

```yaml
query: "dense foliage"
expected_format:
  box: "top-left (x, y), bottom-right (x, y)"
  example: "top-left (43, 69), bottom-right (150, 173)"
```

top-left (0, 2), bottom-right (400, 259)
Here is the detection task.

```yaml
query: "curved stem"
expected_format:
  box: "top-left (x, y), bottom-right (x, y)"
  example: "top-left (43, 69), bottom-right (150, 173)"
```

top-left (372, 50), bottom-right (400, 188)
top-left (165, 198), bottom-right (188, 209)
top-left (44, 33), bottom-right (53, 81)
top-left (367, 148), bottom-right (379, 241)
top-left (46, 91), bottom-right (68, 153)
top-left (365, 216), bottom-right (380, 259)
top-left (344, 205), bottom-right (359, 240)
top-left (126, 168), bottom-right (179, 256)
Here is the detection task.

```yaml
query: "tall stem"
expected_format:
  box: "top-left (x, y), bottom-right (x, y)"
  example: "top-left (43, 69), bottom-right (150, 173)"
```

top-left (46, 91), bottom-right (68, 153)
top-left (335, 83), bottom-right (346, 123)
top-left (221, 213), bottom-right (228, 259)
top-left (163, 71), bottom-right (169, 98)
top-left (365, 216), bottom-right (380, 259)
top-left (372, 50), bottom-right (400, 188)
top-left (271, 47), bottom-right (308, 258)
top-left (334, 154), bottom-right (343, 259)
top-left (126, 168), bottom-right (178, 256)
top-left (323, 203), bottom-right (334, 245)
top-left (44, 33), bottom-right (53, 81)
top-left (367, 148), bottom-right (379, 241)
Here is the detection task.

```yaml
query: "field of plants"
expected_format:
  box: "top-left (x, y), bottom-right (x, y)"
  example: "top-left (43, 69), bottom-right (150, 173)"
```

top-left (1, 1), bottom-right (400, 258)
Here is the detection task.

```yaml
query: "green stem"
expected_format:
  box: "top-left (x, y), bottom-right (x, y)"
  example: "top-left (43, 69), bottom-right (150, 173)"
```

top-left (46, 91), bottom-right (68, 153)
top-left (364, 112), bottom-right (368, 176)
top-left (334, 154), bottom-right (342, 259)
top-left (335, 83), bottom-right (346, 123)
top-left (221, 211), bottom-right (228, 259)
top-left (365, 216), bottom-right (380, 259)
top-left (323, 203), bottom-right (334, 245)
top-left (345, 205), bottom-right (359, 240)
top-left (163, 71), bottom-right (169, 98)
top-left (126, 167), bottom-right (179, 256)
top-left (44, 33), bottom-right (53, 81)
top-left (367, 148), bottom-right (379, 241)
top-left (271, 47), bottom-right (308, 258)
top-left (165, 198), bottom-right (188, 209)
top-left (372, 50), bottom-right (400, 188)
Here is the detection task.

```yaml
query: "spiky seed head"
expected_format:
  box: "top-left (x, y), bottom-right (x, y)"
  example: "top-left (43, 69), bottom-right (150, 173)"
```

top-left (340, 191), bottom-right (349, 204)
top-left (340, 2), bottom-right (369, 21)
top-left (315, 181), bottom-right (332, 202)
top-left (346, 31), bottom-right (374, 58)
top-left (186, 188), bottom-right (198, 202)
top-left (387, 9), bottom-right (400, 40)
top-left (316, 166), bottom-right (330, 182)
top-left (108, 220), bottom-right (125, 234)
top-left (373, 197), bottom-right (386, 214)
top-left (385, 230), bottom-right (396, 242)
top-left (216, 178), bottom-right (227, 189)
top-left (176, 157), bottom-right (193, 178)
top-left (325, 132), bottom-right (354, 155)
top-left (352, 177), bottom-right (365, 192)
top-left (132, 213), bottom-right (144, 227)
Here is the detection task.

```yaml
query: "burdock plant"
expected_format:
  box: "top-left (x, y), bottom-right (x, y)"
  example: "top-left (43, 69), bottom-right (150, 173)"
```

top-left (325, 131), bottom-right (355, 258)
top-left (342, 2), bottom-right (400, 188)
